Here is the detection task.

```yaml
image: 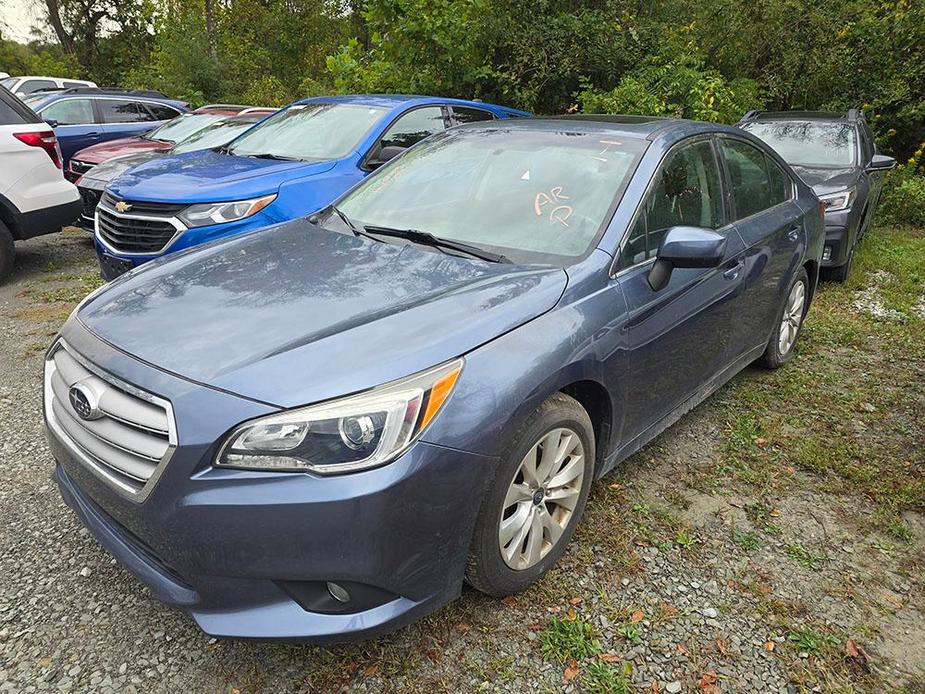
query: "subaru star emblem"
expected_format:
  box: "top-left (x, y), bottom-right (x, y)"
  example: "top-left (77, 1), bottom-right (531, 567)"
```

top-left (114, 201), bottom-right (132, 213)
top-left (68, 384), bottom-right (101, 421)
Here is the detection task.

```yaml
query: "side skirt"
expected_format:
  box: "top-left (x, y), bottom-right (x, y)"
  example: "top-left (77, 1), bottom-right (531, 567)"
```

top-left (598, 343), bottom-right (767, 478)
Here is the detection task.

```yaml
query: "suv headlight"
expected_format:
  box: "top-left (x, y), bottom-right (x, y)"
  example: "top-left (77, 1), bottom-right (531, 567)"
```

top-left (818, 188), bottom-right (854, 212)
top-left (215, 359), bottom-right (463, 474)
top-left (179, 194), bottom-right (276, 228)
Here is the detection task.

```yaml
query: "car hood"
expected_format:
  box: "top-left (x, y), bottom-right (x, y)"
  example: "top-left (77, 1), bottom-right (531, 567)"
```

top-left (72, 137), bottom-right (171, 165)
top-left (77, 220), bottom-right (567, 407)
top-left (107, 150), bottom-right (336, 203)
top-left (79, 151), bottom-right (165, 190)
top-left (790, 165), bottom-right (860, 195)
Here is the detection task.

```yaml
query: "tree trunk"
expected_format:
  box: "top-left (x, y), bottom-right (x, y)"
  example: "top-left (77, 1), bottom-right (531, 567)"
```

top-left (45, 0), bottom-right (76, 55)
top-left (204, 0), bottom-right (218, 62)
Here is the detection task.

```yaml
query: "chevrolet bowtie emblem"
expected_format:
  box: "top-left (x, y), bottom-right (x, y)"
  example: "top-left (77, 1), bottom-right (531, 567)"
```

top-left (114, 201), bottom-right (132, 213)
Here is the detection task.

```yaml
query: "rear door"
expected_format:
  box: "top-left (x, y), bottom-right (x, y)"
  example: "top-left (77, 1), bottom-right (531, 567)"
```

top-left (613, 136), bottom-right (747, 443)
top-left (97, 99), bottom-right (163, 141)
top-left (39, 97), bottom-right (100, 163)
top-left (718, 135), bottom-right (802, 352)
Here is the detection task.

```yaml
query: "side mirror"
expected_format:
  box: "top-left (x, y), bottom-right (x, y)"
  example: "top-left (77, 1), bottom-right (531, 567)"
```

top-left (44, 118), bottom-right (59, 128)
top-left (866, 154), bottom-right (896, 172)
top-left (647, 226), bottom-right (727, 292)
top-left (366, 145), bottom-right (406, 170)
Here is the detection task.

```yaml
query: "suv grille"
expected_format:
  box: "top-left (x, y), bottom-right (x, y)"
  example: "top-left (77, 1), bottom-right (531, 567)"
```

top-left (100, 193), bottom-right (187, 216)
top-left (97, 205), bottom-right (181, 254)
top-left (45, 342), bottom-right (175, 496)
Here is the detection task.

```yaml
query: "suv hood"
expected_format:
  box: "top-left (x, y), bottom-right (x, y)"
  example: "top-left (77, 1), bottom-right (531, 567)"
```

top-left (72, 136), bottom-right (170, 165)
top-left (790, 165), bottom-right (860, 196)
top-left (107, 150), bottom-right (335, 203)
top-left (77, 220), bottom-right (567, 407)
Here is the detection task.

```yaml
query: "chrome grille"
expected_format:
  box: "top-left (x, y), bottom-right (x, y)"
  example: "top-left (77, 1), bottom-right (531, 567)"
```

top-left (96, 205), bottom-right (181, 254)
top-left (44, 341), bottom-right (176, 497)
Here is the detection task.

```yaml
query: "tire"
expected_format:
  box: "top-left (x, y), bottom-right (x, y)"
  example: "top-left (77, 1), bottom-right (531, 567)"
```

top-left (758, 267), bottom-right (809, 369)
top-left (0, 221), bottom-right (14, 283)
top-left (821, 246), bottom-right (853, 283)
top-left (465, 392), bottom-right (595, 596)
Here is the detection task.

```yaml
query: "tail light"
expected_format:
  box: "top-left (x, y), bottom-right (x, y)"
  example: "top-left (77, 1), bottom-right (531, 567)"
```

top-left (14, 130), bottom-right (63, 169)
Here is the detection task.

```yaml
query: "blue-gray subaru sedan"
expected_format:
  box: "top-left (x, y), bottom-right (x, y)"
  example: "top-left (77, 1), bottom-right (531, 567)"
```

top-left (45, 116), bottom-right (823, 642)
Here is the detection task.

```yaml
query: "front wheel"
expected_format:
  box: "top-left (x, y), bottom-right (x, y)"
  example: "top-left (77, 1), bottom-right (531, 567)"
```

top-left (465, 393), bottom-right (595, 596)
top-left (758, 267), bottom-right (809, 369)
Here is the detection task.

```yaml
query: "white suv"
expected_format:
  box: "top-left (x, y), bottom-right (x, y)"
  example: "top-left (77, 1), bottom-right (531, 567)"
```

top-left (0, 87), bottom-right (80, 280)
top-left (0, 75), bottom-right (97, 98)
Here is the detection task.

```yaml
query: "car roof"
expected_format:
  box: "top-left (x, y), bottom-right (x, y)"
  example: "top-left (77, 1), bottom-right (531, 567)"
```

top-left (456, 114), bottom-right (739, 141)
top-left (28, 89), bottom-right (187, 109)
top-left (11, 75), bottom-right (94, 82)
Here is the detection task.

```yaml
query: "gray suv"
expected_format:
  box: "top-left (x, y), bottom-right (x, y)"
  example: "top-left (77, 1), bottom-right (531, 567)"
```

top-left (738, 109), bottom-right (895, 281)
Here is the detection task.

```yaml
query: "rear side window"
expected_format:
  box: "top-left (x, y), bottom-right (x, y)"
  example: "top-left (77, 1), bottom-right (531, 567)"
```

top-left (99, 99), bottom-right (153, 123)
top-left (144, 103), bottom-right (180, 121)
top-left (620, 140), bottom-right (724, 267)
top-left (721, 139), bottom-right (772, 218)
top-left (379, 106), bottom-right (447, 149)
top-left (0, 88), bottom-right (41, 125)
top-left (766, 157), bottom-right (792, 206)
top-left (62, 81), bottom-right (86, 89)
top-left (452, 106), bottom-right (495, 125)
top-left (42, 98), bottom-right (95, 125)
top-left (17, 79), bottom-right (56, 95)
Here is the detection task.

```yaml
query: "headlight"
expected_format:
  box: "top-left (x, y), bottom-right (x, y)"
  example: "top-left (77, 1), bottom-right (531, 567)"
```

top-left (818, 189), bottom-right (854, 212)
top-left (179, 194), bottom-right (276, 228)
top-left (215, 359), bottom-right (463, 474)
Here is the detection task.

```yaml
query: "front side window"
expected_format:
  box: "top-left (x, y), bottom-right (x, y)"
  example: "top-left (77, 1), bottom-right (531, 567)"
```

top-left (42, 98), bottom-right (94, 125)
top-left (378, 106), bottom-right (447, 149)
top-left (619, 140), bottom-right (723, 268)
top-left (337, 127), bottom-right (647, 264)
top-left (741, 121), bottom-right (857, 168)
top-left (452, 106), bottom-right (495, 125)
top-left (721, 138), bottom-right (781, 219)
top-left (99, 99), bottom-right (153, 123)
top-left (227, 103), bottom-right (386, 161)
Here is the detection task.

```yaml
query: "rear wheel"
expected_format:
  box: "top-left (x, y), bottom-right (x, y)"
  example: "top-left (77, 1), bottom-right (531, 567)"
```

top-left (465, 393), bottom-right (595, 596)
top-left (759, 267), bottom-right (809, 369)
top-left (0, 221), bottom-right (14, 283)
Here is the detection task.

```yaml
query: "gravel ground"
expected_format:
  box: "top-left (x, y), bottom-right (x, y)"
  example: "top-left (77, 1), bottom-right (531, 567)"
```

top-left (0, 229), bottom-right (922, 693)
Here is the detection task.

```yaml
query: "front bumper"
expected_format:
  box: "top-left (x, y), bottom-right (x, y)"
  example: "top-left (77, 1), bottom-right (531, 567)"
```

top-left (823, 224), bottom-right (849, 266)
top-left (46, 328), bottom-right (495, 641)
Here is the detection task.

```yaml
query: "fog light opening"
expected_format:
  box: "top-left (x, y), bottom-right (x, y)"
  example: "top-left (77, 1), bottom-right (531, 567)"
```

top-left (326, 581), bottom-right (351, 603)
top-left (822, 245), bottom-right (832, 262)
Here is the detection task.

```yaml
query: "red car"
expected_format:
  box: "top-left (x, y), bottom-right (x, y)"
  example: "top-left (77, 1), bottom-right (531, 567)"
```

top-left (65, 105), bottom-right (272, 182)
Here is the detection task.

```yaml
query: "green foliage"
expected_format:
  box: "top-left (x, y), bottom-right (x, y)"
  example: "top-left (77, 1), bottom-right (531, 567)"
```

top-left (580, 658), bottom-right (631, 694)
top-left (878, 145), bottom-right (925, 227)
top-left (787, 625), bottom-right (839, 654)
top-left (539, 616), bottom-right (601, 663)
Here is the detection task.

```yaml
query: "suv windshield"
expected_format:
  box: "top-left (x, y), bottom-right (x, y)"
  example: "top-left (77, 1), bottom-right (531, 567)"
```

top-left (742, 121), bottom-right (857, 168)
top-left (336, 127), bottom-right (647, 264)
top-left (145, 113), bottom-right (222, 143)
top-left (227, 103), bottom-right (385, 161)
top-left (172, 118), bottom-right (259, 153)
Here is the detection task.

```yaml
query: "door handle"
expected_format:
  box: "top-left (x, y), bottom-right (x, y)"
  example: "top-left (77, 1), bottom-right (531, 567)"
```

top-left (787, 225), bottom-right (801, 242)
top-left (723, 260), bottom-right (744, 280)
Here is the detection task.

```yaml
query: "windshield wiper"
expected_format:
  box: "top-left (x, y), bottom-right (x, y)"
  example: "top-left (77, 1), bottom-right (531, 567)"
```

top-left (363, 225), bottom-right (509, 263)
top-left (247, 152), bottom-right (299, 161)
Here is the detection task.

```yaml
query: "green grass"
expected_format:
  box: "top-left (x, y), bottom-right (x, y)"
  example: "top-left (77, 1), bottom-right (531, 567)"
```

top-left (787, 626), bottom-right (839, 654)
top-left (733, 529), bottom-right (763, 552)
top-left (580, 659), bottom-right (631, 694)
top-left (538, 617), bottom-right (601, 663)
top-left (786, 543), bottom-right (827, 570)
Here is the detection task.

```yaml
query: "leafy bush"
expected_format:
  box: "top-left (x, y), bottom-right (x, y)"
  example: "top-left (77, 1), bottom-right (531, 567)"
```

top-left (878, 144), bottom-right (925, 227)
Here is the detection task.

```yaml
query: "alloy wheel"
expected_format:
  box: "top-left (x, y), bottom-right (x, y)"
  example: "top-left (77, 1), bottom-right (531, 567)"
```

top-left (778, 279), bottom-right (806, 355)
top-left (498, 427), bottom-right (585, 570)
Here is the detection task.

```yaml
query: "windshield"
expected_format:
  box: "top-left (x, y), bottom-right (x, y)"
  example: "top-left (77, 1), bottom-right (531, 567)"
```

top-left (145, 113), bottom-right (223, 143)
top-left (227, 103), bottom-right (385, 161)
top-left (742, 121), bottom-right (857, 168)
top-left (336, 127), bottom-right (647, 264)
top-left (172, 119), bottom-right (258, 153)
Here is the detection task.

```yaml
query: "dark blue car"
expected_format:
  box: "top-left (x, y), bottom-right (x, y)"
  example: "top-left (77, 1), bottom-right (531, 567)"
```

top-left (93, 94), bottom-right (529, 279)
top-left (45, 115), bottom-right (823, 642)
top-left (22, 88), bottom-right (188, 166)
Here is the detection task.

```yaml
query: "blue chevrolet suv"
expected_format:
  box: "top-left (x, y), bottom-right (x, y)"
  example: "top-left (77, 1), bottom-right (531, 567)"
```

top-left (47, 116), bottom-right (823, 642)
top-left (93, 94), bottom-right (529, 278)
top-left (21, 88), bottom-right (188, 166)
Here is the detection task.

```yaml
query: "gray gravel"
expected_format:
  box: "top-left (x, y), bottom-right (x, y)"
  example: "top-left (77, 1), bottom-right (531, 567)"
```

top-left (1, 232), bottom-right (922, 693)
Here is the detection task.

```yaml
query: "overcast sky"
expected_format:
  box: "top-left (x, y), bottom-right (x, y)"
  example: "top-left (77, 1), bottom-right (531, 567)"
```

top-left (1, 0), bottom-right (48, 43)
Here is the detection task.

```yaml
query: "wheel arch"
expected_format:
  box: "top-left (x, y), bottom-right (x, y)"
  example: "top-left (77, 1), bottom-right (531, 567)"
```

top-left (559, 379), bottom-right (613, 477)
